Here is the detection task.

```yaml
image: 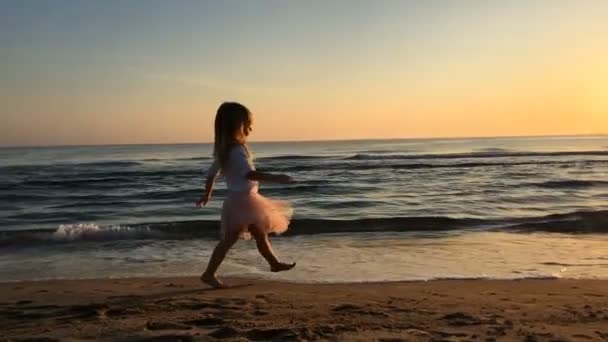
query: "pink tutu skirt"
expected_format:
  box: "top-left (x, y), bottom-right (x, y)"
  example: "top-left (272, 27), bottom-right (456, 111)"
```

top-left (221, 189), bottom-right (293, 240)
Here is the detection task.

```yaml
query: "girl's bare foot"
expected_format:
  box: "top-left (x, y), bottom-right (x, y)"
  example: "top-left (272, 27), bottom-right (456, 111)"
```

top-left (200, 273), bottom-right (228, 289)
top-left (271, 262), bottom-right (296, 273)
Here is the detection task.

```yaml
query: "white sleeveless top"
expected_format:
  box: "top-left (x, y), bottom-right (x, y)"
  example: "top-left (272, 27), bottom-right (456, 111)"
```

top-left (207, 145), bottom-right (258, 193)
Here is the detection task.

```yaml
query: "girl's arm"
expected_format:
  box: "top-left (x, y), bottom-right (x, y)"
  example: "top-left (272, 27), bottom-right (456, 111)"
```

top-left (247, 171), bottom-right (295, 184)
top-left (196, 175), bottom-right (216, 207)
top-left (196, 161), bottom-right (220, 207)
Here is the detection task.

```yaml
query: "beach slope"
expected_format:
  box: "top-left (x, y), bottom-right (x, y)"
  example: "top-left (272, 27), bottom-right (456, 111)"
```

top-left (1, 278), bottom-right (607, 341)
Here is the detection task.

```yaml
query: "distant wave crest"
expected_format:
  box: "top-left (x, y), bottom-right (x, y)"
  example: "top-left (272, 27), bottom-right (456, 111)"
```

top-left (346, 150), bottom-right (608, 161)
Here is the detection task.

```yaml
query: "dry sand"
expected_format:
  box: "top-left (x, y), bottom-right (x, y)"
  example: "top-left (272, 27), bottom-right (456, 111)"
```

top-left (1, 277), bottom-right (607, 341)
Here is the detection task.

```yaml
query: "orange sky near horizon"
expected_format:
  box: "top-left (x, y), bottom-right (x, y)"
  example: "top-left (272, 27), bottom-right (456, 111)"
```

top-left (1, 1), bottom-right (607, 146)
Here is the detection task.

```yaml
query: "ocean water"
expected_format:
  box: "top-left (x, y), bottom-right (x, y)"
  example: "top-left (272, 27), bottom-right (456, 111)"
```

top-left (1, 136), bottom-right (608, 282)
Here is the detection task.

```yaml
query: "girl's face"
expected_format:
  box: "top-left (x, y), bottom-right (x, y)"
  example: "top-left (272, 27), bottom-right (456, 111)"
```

top-left (243, 116), bottom-right (253, 137)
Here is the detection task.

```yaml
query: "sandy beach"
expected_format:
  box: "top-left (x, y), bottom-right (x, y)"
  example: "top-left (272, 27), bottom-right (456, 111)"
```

top-left (1, 277), bottom-right (607, 341)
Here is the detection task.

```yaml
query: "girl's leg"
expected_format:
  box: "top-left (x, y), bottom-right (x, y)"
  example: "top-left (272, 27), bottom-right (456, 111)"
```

top-left (249, 225), bottom-right (295, 272)
top-left (201, 228), bottom-right (242, 288)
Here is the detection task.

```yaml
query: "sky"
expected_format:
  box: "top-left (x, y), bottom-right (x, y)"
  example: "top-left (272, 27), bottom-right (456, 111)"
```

top-left (1, 0), bottom-right (607, 146)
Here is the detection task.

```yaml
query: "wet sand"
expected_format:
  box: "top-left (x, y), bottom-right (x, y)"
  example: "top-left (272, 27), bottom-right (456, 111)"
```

top-left (1, 277), bottom-right (607, 341)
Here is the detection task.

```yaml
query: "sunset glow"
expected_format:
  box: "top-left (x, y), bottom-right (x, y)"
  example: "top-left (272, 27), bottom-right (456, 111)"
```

top-left (1, 1), bottom-right (607, 146)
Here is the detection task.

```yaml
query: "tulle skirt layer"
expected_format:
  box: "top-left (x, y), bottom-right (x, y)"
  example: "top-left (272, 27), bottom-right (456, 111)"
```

top-left (221, 189), bottom-right (293, 240)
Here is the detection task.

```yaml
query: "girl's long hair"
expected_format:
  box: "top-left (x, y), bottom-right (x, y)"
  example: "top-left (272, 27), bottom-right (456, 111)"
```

top-left (213, 102), bottom-right (252, 170)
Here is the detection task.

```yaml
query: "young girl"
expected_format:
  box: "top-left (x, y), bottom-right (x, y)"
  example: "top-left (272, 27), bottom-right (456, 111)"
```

top-left (196, 102), bottom-right (296, 288)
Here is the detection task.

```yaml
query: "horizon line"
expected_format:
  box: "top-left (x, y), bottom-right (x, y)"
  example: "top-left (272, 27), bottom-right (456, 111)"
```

top-left (1, 133), bottom-right (606, 149)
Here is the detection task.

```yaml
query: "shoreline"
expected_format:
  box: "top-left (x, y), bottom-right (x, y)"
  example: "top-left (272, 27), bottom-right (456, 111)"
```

top-left (2, 277), bottom-right (607, 340)
top-left (0, 274), bottom-right (582, 285)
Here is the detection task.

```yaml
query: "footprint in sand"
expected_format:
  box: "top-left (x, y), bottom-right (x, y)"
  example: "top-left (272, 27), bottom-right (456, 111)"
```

top-left (441, 312), bottom-right (482, 326)
top-left (332, 303), bottom-right (389, 317)
top-left (146, 321), bottom-right (192, 331)
top-left (438, 331), bottom-right (472, 338)
top-left (208, 326), bottom-right (241, 339)
top-left (185, 316), bottom-right (224, 327)
top-left (583, 293), bottom-right (604, 297)
top-left (332, 303), bottom-right (363, 311)
top-left (572, 334), bottom-right (594, 340)
top-left (127, 334), bottom-right (198, 342)
top-left (245, 328), bottom-right (300, 340)
top-left (252, 309), bottom-right (270, 316)
top-left (105, 307), bottom-right (144, 317)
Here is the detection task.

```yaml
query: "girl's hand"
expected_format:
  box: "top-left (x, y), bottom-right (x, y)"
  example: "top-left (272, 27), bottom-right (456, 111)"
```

top-left (195, 194), bottom-right (211, 207)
